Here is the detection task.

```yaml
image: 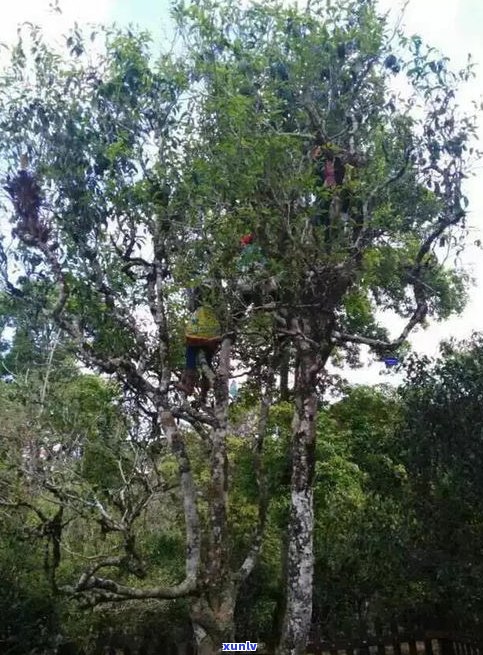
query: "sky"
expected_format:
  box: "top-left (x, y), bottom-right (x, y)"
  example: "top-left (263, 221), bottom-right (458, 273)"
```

top-left (0, 0), bottom-right (482, 385)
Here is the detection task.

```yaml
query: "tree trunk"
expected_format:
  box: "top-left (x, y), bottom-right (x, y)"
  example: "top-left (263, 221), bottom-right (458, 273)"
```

top-left (190, 587), bottom-right (236, 655)
top-left (277, 319), bottom-right (322, 655)
top-left (191, 338), bottom-right (236, 655)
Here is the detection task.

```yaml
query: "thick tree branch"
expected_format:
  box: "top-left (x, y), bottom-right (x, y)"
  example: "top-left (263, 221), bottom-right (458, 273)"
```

top-left (205, 336), bottom-right (233, 584)
top-left (68, 574), bottom-right (196, 600)
top-left (148, 220), bottom-right (172, 395)
top-left (159, 408), bottom-right (201, 588)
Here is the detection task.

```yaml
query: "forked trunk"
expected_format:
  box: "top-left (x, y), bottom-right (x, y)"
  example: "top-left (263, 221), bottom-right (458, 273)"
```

top-left (191, 587), bottom-right (236, 655)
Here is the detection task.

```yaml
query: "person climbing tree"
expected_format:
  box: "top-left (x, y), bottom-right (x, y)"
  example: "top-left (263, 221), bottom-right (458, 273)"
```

top-left (311, 142), bottom-right (362, 244)
top-left (312, 144), bottom-right (340, 230)
top-left (178, 232), bottom-right (269, 399)
top-left (177, 304), bottom-right (222, 400)
top-left (236, 232), bottom-right (277, 304)
top-left (237, 233), bottom-right (264, 287)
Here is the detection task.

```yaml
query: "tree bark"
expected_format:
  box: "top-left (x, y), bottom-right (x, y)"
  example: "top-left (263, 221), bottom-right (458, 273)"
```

top-left (277, 318), bottom-right (322, 655)
top-left (190, 338), bottom-right (236, 655)
top-left (190, 586), bottom-right (236, 655)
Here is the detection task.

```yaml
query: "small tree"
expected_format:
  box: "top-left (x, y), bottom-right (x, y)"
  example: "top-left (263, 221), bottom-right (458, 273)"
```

top-left (0, 0), bottom-right (478, 652)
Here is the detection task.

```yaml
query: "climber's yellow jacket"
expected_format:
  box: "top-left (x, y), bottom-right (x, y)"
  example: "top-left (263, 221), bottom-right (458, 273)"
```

top-left (185, 306), bottom-right (221, 346)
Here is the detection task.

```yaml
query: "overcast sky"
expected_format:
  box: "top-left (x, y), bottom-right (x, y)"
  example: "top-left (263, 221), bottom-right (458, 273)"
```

top-left (0, 0), bottom-right (481, 384)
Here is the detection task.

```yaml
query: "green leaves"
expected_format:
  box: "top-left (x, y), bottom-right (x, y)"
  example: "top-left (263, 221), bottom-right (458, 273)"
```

top-left (397, 336), bottom-right (483, 621)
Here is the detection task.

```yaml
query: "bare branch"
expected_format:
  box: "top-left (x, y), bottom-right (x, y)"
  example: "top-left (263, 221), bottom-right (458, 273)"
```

top-left (70, 574), bottom-right (196, 600)
top-left (236, 362), bottom-right (275, 582)
top-left (353, 149), bottom-right (413, 252)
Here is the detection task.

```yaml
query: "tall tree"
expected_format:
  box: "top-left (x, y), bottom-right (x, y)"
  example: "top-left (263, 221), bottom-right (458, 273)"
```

top-left (171, 2), bottom-right (477, 652)
top-left (0, 1), bottom-right (478, 653)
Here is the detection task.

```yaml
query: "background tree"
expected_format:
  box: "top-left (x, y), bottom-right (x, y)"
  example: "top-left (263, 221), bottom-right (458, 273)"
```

top-left (398, 335), bottom-right (483, 630)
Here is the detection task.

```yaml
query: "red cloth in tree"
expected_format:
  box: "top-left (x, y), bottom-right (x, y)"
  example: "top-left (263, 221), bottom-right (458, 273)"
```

top-left (240, 233), bottom-right (254, 246)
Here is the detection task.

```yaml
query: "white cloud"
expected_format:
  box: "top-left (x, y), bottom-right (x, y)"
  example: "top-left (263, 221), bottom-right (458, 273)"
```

top-left (0, 0), bottom-right (114, 48)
